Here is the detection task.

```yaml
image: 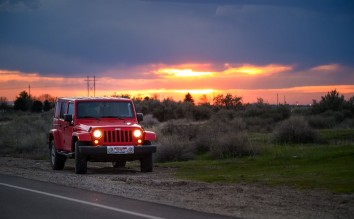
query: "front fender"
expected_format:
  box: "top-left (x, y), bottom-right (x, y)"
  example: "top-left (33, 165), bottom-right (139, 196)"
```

top-left (74, 131), bottom-right (92, 142)
top-left (144, 131), bottom-right (157, 142)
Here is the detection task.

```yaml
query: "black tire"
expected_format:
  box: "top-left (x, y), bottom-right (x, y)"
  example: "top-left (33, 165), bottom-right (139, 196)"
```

top-left (140, 153), bottom-right (153, 172)
top-left (49, 140), bottom-right (66, 170)
top-left (75, 141), bottom-right (87, 174)
top-left (112, 161), bottom-right (126, 168)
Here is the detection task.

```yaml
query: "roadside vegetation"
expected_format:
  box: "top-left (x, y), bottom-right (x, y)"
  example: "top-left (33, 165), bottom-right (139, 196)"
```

top-left (1, 89), bottom-right (353, 193)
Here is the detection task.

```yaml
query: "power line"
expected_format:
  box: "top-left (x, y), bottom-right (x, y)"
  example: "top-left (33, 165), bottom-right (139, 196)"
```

top-left (84, 75), bottom-right (97, 97)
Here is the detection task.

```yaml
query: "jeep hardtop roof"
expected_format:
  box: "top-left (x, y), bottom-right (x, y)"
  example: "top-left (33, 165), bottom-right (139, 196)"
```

top-left (57, 97), bottom-right (131, 102)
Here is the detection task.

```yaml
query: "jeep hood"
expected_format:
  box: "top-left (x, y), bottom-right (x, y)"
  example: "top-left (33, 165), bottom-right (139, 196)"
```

top-left (76, 120), bottom-right (141, 132)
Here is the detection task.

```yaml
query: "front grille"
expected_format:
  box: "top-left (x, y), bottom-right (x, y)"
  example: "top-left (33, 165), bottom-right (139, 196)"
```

top-left (104, 130), bottom-right (133, 143)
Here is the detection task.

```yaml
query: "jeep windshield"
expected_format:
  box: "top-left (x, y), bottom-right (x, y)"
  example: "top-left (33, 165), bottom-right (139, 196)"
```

top-left (77, 101), bottom-right (134, 119)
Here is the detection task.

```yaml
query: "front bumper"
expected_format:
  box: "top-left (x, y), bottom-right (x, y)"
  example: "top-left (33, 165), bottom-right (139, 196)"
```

top-left (79, 145), bottom-right (156, 155)
top-left (78, 145), bottom-right (156, 162)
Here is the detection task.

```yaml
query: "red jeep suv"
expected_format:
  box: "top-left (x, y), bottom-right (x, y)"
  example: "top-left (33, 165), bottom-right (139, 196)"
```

top-left (48, 97), bottom-right (157, 174)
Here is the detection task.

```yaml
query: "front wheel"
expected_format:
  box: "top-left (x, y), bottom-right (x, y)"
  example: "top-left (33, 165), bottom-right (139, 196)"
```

top-left (49, 140), bottom-right (66, 170)
top-left (140, 153), bottom-right (153, 172)
top-left (75, 142), bottom-right (87, 174)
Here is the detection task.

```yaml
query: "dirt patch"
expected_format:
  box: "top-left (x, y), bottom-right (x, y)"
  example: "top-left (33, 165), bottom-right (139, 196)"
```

top-left (0, 156), bottom-right (353, 219)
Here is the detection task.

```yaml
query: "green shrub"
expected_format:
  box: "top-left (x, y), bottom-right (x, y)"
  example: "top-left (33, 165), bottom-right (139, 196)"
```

top-left (140, 114), bottom-right (160, 128)
top-left (273, 116), bottom-right (319, 144)
top-left (0, 111), bottom-right (52, 158)
top-left (308, 114), bottom-right (336, 129)
top-left (208, 131), bottom-right (251, 159)
top-left (155, 134), bottom-right (195, 162)
top-left (194, 118), bottom-right (252, 158)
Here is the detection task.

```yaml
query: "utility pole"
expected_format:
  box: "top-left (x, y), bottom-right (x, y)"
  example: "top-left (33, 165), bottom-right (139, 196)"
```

top-left (84, 76), bottom-right (97, 97)
top-left (28, 84), bottom-right (31, 96)
top-left (84, 76), bottom-right (92, 96)
top-left (93, 75), bottom-right (96, 97)
top-left (277, 93), bottom-right (279, 105)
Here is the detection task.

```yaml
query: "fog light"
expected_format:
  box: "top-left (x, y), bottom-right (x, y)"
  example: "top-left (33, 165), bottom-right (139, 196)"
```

top-left (138, 139), bottom-right (142, 144)
top-left (94, 140), bottom-right (99, 144)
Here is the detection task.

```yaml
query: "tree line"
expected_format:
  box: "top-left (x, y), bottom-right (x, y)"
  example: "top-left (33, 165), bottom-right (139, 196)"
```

top-left (0, 91), bottom-right (55, 112)
top-left (1, 90), bottom-right (353, 123)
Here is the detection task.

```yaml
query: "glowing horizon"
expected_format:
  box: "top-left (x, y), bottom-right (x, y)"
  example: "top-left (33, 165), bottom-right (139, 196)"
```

top-left (1, 62), bottom-right (354, 105)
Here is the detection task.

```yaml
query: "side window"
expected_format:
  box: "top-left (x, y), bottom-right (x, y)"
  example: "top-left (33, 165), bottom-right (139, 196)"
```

top-left (59, 102), bottom-right (67, 119)
top-left (54, 101), bottom-right (61, 118)
top-left (68, 103), bottom-right (74, 116)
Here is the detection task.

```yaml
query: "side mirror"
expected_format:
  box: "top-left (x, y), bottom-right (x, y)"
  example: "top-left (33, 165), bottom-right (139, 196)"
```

top-left (64, 114), bottom-right (73, 123)
top-left (136, 113), bottom-right (144, 122)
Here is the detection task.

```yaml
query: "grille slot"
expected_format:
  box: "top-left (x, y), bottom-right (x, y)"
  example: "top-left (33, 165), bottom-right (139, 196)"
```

top-left (104, 130), bottom-right (133, 143)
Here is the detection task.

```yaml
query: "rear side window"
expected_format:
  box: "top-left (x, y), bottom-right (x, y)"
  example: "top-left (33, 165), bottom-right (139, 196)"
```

top-left (59, 102), bottom-right (67, 119)
top-left (54, 101), bottom-right (61, 118)
top-left (68, 103), bottom-right (74, 116)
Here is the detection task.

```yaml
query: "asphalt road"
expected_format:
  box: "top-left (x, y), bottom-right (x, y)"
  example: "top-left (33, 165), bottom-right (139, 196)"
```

top-left (0, 174), bottom-right (236, 219)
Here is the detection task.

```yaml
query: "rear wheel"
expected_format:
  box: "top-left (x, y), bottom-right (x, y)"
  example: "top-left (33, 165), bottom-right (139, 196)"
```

top-left (75, 141), bottom-right (87, 174)
top-left (140, 153), bottom-right (153, 172)
top-left (49, 140), bottom-right (66, 170)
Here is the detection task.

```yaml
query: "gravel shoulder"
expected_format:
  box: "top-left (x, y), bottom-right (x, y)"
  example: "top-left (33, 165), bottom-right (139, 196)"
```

top-left (0, 156), bottom-right (353, 219)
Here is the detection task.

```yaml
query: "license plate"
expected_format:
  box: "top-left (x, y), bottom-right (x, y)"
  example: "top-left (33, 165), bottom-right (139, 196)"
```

top-left (107, 146), bottom-right (134, 154)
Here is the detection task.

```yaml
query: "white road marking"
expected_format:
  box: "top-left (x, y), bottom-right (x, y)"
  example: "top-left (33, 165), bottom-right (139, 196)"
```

top-left (0, 182), bottom-right (165, 219)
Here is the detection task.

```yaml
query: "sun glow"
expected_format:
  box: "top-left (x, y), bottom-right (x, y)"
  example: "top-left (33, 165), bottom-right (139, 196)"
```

top-left (156, 68), bottom-right (214, 78)
top-left (174, 89), bottom-right (216, 95)
top-left (223, 64), bottom-right (293, 76)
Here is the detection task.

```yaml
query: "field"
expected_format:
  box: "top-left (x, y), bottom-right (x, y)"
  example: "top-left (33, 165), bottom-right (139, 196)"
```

top-left (0, 107), bottom-right (354, 194)
top-left (160, 142), bottom-right (354, 193)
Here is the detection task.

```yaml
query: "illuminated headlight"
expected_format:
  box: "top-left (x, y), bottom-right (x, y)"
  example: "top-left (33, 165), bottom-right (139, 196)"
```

top-left (93, 130), bottom-right (102, 139)
top-left (133, 130), bottom-right (142, 138)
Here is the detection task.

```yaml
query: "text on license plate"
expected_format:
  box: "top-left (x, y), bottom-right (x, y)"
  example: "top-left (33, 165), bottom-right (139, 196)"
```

top-left (107, 146), bottom-right (134, 154)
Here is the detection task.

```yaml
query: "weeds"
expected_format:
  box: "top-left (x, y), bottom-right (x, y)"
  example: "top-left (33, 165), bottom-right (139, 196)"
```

top-left (0, 111), bottom-right (52, 158)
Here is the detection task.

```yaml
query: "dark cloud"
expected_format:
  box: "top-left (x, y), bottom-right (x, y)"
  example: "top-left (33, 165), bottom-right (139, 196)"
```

top-left (145, 0), bottom-right (354, 14)
top-left (0, 0), bottom-right (353, 76)
top-left (0, 0), bottom-right (40, 11)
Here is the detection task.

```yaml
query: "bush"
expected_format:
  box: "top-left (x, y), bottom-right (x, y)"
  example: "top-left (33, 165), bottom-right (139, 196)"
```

top-left (0, 111), bottom-right (52, 158)
top-left (155, 134), bottom-right (195, 162)
top-left (194, 117), bottom-right (252, 158)
top-left (140, 114), bottom-right (159, 128)
top-left (154, 120), bottom-right (200, 162)
top-left (273, 116), bottom-right (319, 144)
top-left (307, 114), bottom-right (336, 129)
top-left (208, 131), bottom-right (251, 159)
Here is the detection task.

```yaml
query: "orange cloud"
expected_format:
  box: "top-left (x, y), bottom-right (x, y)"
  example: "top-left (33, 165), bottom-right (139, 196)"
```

top-left (156, 68), bottom-right (214, 78)
top-left (153, 63), bottom-right (293, 79)
top-left (223, 64), bottom-right (293, 76)
top-left (311, 64), bottom-right (341, 72)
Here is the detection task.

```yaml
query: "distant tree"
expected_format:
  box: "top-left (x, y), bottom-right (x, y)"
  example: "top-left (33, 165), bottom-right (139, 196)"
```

top-left (31, 100), bottom-right (43, 112)
top-left (198, 94), bottom-right (209, 105)
top-left (184, 92), bottom-right (194, 105)
top-left (37, 94), bottom-right (56, 103)
top-left (256, 97), bottom-right (264, 105)
top-left (0, 96), bottom-right (9, 111)
top-left (312, 89), bottom-right (345, 113)
top-left (213, 93), bottom-right (242, 110)
top-left (14, 91), bottom-right (33, 111)
top-left (43, 100), bottom-right (52, 111)
top-left (348, 96), bottom-right (354, 113)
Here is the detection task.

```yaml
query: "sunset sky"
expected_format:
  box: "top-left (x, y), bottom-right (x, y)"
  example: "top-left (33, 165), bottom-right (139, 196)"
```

top-left (1, 0), bottom-right (354, 104)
